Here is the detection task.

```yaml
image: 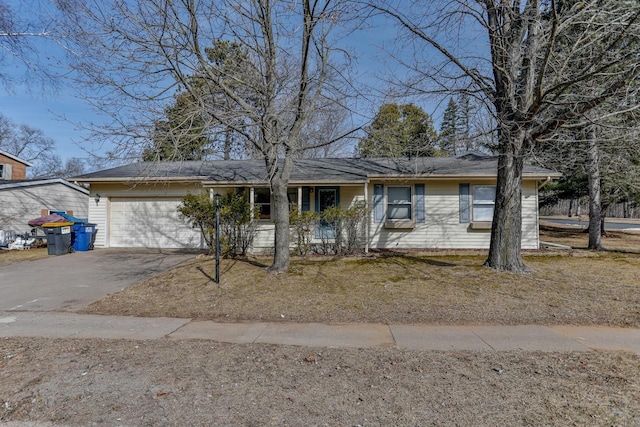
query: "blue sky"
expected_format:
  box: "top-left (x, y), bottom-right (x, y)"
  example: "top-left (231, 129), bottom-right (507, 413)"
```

top-left (1, 0), bottom-right (97, 162)
top-left (1, 1), bottom-right (454, 165)
top-left (0, 86), bottom-right (94, 160)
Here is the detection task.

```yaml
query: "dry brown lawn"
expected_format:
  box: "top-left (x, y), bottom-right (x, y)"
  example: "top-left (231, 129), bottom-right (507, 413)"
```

top-left (3, 226), bottom-right (640, 426)
top-left (80, 225), bottom-right (640, 327)
top-left (0, 247), bottom-right (49, 267)
top-left (2, 337), bottom-right (639, 426)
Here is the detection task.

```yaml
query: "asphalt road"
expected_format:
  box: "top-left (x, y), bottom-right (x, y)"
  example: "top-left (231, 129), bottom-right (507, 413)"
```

top-left (0, 249), bottom-right (197, 312)
top-left (541, 217), bottom-right (640, 231)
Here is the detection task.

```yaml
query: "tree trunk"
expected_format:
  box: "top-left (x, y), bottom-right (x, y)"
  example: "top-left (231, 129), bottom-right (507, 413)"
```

top-left (223, 129), bottom-right (232, 160)
top-left (586, 129), bottom-right (603, 250)
top-left (267, 156), bottom-right (293, 274)
top-left (484, 133), bottom-right (528, 272)
top-left (600, 205), bottom-right (608, 237)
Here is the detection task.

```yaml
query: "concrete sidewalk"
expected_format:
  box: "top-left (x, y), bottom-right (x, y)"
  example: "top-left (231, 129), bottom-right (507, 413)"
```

top-left (1, 310), bottom-right (639, 353)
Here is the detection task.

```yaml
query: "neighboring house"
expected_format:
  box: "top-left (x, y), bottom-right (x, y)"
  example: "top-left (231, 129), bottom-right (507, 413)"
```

top-left (0, 150), bottom-right (90, 232)
top-left (0, 179), bottom-right (90, 233)
top-left (0, 149), bottom-right (32, 180)
top-left (72, 154), bottom-right (560, 252)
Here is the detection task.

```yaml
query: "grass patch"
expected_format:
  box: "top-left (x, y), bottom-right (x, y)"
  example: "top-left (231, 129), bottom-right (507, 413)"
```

top-left (81, 232), bottom-right (640, 327)
top-left (0, 247), bottom-right (49, 267)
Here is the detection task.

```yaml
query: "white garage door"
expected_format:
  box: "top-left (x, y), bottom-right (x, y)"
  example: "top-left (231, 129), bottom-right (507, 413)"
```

top-left (109, 198), bottom-right (202, 248)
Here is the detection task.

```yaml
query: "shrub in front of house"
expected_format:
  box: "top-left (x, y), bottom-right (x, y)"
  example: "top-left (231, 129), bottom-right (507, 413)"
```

top-left (178, 191), bottom-right (259, 257)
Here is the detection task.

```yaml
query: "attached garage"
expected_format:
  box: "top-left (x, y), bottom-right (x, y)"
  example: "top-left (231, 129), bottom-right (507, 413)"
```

top-left (109, 197), bottom-right (202, 249)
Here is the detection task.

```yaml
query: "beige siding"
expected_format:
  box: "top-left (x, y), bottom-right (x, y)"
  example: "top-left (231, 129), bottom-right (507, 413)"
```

top-left (0, 183), bottom-right (88, 232)
top-left (89, 193), bottom-right (108, 247)
top-left (86, 181), bottom-right (542, 252)
top-left (252, 223), bottom-right (275, 253)
top-left (521, 180), bottom-right (539, 249)
top-left (109, 198), bottom-right (202, 248)
top-left (88, 183), bottom-right (203, 248)
top-left (369, 180), bottom-right (541, 250)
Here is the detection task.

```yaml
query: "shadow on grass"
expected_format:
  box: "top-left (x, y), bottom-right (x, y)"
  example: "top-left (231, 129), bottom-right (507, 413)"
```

top-left (195, 256), bottom-right (270, 283)
top-left (406, 256), bottom-right (460, 267)
top-left (196, 266), bottom-right (216, 283)
top-left (377, 250), bottom-right (460, 267)
top-left (238, 257), bottom-right (270, 268)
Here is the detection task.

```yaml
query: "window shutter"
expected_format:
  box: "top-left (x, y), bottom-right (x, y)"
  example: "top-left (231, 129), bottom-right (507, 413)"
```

top-left (1, 164), bottom-right (11, 180)
top-left (459, 183), bottom-right (470, 223)
top-left (415, 184), bottom-right (425, 222)
top-left (373, 184), bottom-right (384, 223)
top-left (302, 187), bottom-right (311, 211)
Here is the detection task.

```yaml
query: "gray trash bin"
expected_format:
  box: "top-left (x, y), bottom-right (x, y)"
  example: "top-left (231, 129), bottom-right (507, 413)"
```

top-left (42, 222), bottom-right (74, 255)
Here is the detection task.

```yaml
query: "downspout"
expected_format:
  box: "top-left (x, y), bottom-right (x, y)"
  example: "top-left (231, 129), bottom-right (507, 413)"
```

top-left (537, 176), bottom-right (551, 190)
top-left (364, 181), bottom-right (369, 254)
top-left (536, 177), bottom-right (552, 251)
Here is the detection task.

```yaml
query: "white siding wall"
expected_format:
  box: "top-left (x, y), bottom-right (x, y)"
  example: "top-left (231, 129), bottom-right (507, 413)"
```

top-left (0, 183), bottom-right (89, 232)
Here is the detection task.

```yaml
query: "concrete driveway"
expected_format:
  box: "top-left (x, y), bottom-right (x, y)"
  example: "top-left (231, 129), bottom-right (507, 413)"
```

top-left (0, 249), bottom-right (197, 312)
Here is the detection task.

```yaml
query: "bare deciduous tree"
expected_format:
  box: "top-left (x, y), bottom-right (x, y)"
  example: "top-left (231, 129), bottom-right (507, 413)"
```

top-left (373, 0), bottom-right (640, 272)
top-left (0, 0), bottom-right (64, 91)
top-left (0, 113), bottom-right (86, 179)
top-left (54, 0), bottom-right (363, 272)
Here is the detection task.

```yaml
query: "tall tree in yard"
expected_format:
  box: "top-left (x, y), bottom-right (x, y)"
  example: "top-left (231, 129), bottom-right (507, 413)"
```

top-left (439, 98), bottom-right (460, 155)
top-left (142, 93), bottom-right (212, 162)
top-left (54, 0), bottom-right (361, 273)
top-left (357, 103), bottom-right (438, 157)
top-left (142, 40), bottom-right (269, 162)
top-left (373, 0), bottom-right (640, 272)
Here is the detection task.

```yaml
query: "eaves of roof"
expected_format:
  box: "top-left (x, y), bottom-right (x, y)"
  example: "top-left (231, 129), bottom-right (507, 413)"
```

top-left (0, 149), bottom-right (33, 167)
top-left (366, 172), bottom-right (561, 180)
top-left (73, 176), bottom-right (209, 184)
top-left (0, 178), bottom-right (90, 194)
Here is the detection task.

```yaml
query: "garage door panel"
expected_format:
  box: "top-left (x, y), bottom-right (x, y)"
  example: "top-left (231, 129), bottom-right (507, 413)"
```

top-left (110, 198), bottom-right (201, 248)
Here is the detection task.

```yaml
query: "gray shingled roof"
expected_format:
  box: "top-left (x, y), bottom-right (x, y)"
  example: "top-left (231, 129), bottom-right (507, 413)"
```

top-left (73, 156), bottom-right (560, 184)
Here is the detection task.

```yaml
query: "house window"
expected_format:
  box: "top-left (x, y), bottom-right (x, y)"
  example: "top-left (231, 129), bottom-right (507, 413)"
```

top-left (254, 188), bottom-right (271, 220)
top-left (387, 186), bottom-right (412, 221)
top-left (287, 187), bottom-right (298, 211)
top-left (472, 186), bottom-right (496, 222)
top-left (0, 164), bottom-right (4, 179)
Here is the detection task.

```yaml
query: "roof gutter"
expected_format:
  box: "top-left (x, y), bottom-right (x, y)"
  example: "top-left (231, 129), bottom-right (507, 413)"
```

top-left (73, 176), bottom-right (208, 184)
top-left (202, 180), bottom-right (369, 187)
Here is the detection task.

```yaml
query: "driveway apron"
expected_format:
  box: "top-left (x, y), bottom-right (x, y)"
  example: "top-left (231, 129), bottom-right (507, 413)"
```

top-left (0, 249), bottom-right (197, 312)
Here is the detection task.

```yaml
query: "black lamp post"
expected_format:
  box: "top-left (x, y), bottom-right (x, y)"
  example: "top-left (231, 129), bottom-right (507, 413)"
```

top-left (213, 192), bottom-right (222, 283)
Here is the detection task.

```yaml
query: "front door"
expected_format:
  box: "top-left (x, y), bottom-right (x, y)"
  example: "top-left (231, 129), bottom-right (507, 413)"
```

top-left (316, 187), bottom-right (339, 238)
top-left (318, 188), bottom-right (337, 212)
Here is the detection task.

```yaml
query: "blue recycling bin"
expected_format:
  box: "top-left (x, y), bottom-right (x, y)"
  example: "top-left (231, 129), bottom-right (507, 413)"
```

top-left (72, 223), bottom-right (97, 251)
